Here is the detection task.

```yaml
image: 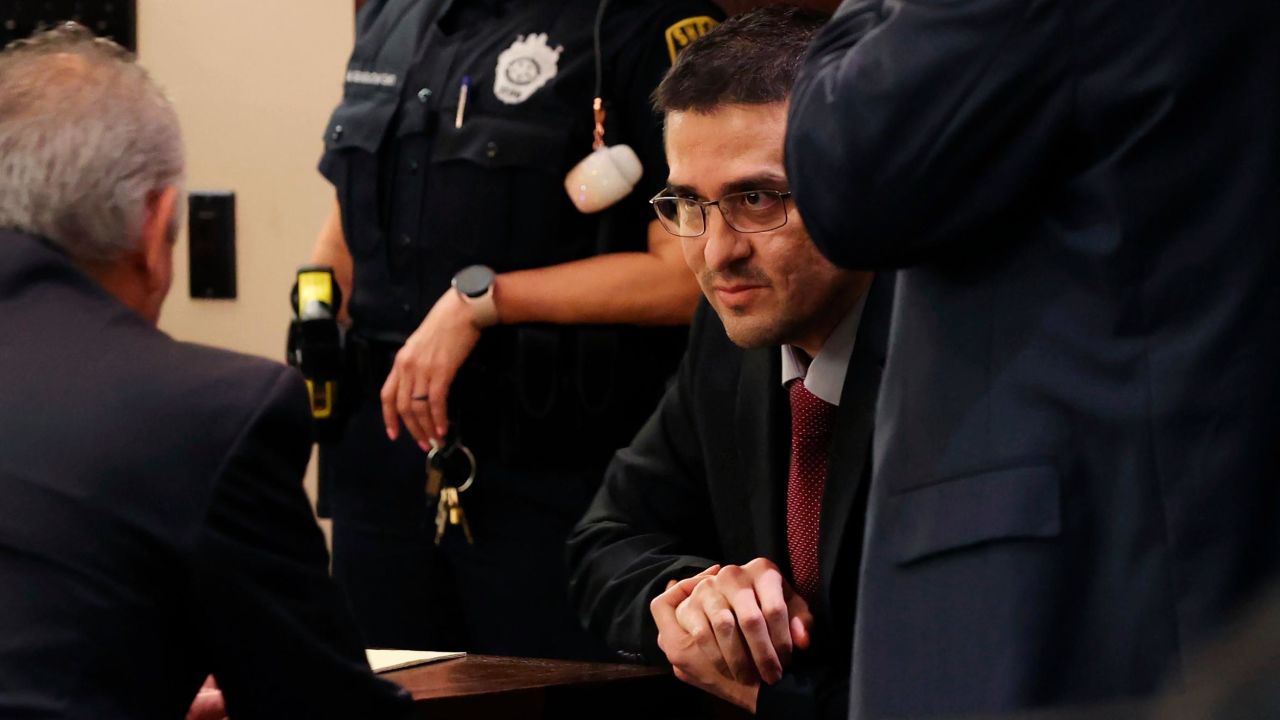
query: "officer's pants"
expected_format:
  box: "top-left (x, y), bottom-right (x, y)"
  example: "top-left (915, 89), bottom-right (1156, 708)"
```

top-left (320, 378), bottom-right (612, 661)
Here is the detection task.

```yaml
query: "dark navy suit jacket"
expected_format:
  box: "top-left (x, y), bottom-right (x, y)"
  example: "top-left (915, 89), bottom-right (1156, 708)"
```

top-left (0, 232), bottom-right (412, 719)
top-left (785, 0), bottom-right (1280, 717)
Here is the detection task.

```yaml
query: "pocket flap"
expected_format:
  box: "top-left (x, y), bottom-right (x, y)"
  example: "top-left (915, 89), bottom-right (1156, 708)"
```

top-left (888, 464), bottom-right (1060, 565)
top-left (323, 87), bottom-right (400, 154)
top-left (431, 114), bottom-right (569, 171)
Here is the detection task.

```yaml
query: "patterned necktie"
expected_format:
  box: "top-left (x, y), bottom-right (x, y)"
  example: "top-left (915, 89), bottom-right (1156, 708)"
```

top-left (786, 378), bottom-right (837, 602)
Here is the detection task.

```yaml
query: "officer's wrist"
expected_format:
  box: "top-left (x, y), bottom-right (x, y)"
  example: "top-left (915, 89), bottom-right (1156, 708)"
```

top-left (488, 275), bottom-right (503, 326)
top-left (468, 276), bottom-right (501, 328)
top-left (451, 265), bottom-right (499, 328)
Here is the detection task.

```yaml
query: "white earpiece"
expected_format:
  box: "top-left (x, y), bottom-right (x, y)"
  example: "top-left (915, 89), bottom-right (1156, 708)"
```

top-left (564, 1), bottom-right (642, 214)
top-left (564, 143), bottom-right (643, 214)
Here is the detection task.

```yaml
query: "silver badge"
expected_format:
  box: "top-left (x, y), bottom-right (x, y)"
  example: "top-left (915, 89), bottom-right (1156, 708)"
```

top-left (493, 33), bottom-right (563, 105)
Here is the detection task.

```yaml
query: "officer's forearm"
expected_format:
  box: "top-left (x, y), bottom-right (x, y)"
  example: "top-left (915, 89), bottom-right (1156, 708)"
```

top-left (310, 199), bottom-right (354, 323)
top-left (494, 221), bottom-right (698, 326)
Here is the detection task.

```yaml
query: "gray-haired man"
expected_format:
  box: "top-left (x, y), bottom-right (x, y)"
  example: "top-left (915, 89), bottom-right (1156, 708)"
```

top-left (0, 25), bottom-right (413, 719)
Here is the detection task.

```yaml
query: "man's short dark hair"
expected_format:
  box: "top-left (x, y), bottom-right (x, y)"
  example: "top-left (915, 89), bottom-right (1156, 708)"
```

top-left (653, 6), bottom-right (828, 114)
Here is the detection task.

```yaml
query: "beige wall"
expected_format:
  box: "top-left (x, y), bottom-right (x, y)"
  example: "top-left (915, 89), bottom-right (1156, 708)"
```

top-left (139, 2), bottom-right (354, 527)
top-left (139, 0), bottom-right (351, 359)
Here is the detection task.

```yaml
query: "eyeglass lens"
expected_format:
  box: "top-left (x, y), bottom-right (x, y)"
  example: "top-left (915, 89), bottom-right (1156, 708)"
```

top-left (652, 191), bottom-right (787, 237)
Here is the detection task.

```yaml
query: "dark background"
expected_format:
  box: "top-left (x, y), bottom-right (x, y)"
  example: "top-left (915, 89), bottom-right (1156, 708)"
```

top-left (1, 1), bottom-right (136, 52)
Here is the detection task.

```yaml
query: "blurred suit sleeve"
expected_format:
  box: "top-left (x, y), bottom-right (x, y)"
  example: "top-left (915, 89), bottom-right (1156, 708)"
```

top-left (785, 0), bottom-right (1069, 269)
top-left (567, 308), bottom-right (722, 664)
top-left (185, 367), bottom-right (413, 720)
top-left (569, 305), bottom-right (853, 718)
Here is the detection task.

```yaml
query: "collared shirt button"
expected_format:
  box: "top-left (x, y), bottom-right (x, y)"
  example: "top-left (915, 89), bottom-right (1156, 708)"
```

top-left (486, 141), bottom-right (499, 158)
top-left (418, 88), bottom-right (432, 103)
top-left (401, 302), bottom-right (413, 313)
top-left (331, 124), bottom-right (344, 141)
top-left (408, 159), bottom-right (420, 173)
top-left (398, 234), bottom-right (412, 248)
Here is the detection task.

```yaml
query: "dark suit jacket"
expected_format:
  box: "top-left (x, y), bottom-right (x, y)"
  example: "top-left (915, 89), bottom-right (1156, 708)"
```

top-left (0, 231), bottom-right (413, 719)
top-left (568, 277), bottom-right (891, 720)
top-left (785, 1), bottom-right (1280, 717)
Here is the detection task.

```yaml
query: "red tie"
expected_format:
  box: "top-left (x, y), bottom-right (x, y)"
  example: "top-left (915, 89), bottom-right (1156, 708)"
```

top-left (786, 378), bottom-right (836, 602)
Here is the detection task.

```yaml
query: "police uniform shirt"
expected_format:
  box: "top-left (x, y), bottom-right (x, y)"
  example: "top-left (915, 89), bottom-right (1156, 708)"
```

top-left (319, 0), bottom-right (722, 337)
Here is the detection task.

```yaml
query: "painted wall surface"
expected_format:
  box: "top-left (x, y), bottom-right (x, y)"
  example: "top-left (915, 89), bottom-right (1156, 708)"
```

top-left (138, 1), bottom-right (353, 528)
top-left (139, 0), bottom-right (351, 359)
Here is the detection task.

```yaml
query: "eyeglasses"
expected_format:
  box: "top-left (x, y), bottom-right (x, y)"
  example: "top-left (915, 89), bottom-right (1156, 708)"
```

top-left (649, 189), bottom-right (793, 238)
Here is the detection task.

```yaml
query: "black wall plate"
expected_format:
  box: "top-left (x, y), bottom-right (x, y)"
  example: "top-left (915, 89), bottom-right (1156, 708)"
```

top-left (188, 192), bottom-right (238, 301)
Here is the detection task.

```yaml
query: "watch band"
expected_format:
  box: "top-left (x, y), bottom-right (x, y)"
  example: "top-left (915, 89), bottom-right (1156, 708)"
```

top-left (459, 283), bottom-right (499, 328)
top-left (452, 265), bottom-right (499, 328)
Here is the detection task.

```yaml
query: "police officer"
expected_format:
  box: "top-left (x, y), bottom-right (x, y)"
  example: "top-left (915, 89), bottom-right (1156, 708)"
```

top-left (310, 0), bottom-right (722, 658)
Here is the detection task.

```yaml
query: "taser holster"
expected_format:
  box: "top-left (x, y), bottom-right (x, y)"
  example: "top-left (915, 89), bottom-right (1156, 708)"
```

top-left (287, 265), bottom-right (345, 443)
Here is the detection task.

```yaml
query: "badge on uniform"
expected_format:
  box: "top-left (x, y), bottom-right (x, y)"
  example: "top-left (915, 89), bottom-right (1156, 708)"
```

top-left (664, 16), bottom-right (719, 65)
top-left (494, 33), bottom-right (563, 105)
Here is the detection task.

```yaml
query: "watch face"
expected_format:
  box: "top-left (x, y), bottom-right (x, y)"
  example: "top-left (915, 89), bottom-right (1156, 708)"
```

top-left (453, 265), bottom-right (495, 298)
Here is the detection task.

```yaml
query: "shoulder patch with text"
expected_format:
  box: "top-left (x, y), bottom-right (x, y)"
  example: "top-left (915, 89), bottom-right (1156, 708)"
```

top-left (664, 16), bottom-right (719, 64)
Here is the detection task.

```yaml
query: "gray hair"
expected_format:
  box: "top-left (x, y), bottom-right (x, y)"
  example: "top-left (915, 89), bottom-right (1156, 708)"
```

top-left (0, 23), bottom-right (184, 265)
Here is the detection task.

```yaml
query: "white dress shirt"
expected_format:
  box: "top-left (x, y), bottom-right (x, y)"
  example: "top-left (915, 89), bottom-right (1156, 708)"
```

top-left (779, 293), bottom-right (868, 407)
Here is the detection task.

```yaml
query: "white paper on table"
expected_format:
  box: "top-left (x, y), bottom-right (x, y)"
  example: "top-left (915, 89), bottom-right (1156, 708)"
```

top-left (366, 649), bottom-right (466, 673)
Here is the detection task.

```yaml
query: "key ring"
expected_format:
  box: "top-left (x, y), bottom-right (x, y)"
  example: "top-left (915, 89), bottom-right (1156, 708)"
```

top-left (426, 442), bottom-right (476, 493)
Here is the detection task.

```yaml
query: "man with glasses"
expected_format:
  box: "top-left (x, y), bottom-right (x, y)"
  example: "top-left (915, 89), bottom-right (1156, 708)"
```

top-left (567, 8), bottom-right (891, 718)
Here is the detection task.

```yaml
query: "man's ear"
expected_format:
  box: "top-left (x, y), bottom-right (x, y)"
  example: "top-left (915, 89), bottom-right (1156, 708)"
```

top-left (139, 186), bottom-right (179, 290)
top-left (140, 184), bottom-right (177, 263)
top-left (131, 185), bottom-right (180, 323)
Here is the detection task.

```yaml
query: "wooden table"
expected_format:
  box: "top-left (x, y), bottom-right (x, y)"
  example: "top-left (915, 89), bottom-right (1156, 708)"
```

top-left (385, 654), bottom-right (748, 719)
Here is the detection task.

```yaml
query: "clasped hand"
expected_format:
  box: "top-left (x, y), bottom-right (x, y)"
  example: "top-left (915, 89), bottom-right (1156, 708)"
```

top-left (380, 289), bottom-right (482, 449)
top-left (650, 558), bottom-right (814, 712)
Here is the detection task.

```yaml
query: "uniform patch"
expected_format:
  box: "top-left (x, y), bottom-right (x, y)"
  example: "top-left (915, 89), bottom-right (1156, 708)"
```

top-left (345, 69), bottom-right (397, 88)
top-left (493, 33), bottom-right (563, 105)
top-left (664, 16), bottom-right (719, 64)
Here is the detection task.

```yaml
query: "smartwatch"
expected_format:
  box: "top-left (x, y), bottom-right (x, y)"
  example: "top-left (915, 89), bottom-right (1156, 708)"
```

top-left (451, 265), bottom-right (499, 328)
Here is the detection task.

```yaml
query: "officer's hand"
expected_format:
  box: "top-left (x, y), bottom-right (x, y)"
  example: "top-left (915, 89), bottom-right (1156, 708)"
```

top-left (652, 567), bottom-right (760, 713)
top-left (672, 557), bottom-right (813, 686)
top-left (381, 289), bottom-right (483, 448)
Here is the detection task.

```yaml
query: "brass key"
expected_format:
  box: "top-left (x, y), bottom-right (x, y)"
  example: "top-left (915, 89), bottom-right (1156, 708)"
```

top-left (425, 463), bottom-right (445, 498)
top-left (425, 445), bottom-right (446, 498)
top-left (425, 441), bottom-right (478, 546)
top-left (445, 487), bottom-right (475, 545)
top-left (433, 489), bottom-right (450, 545)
